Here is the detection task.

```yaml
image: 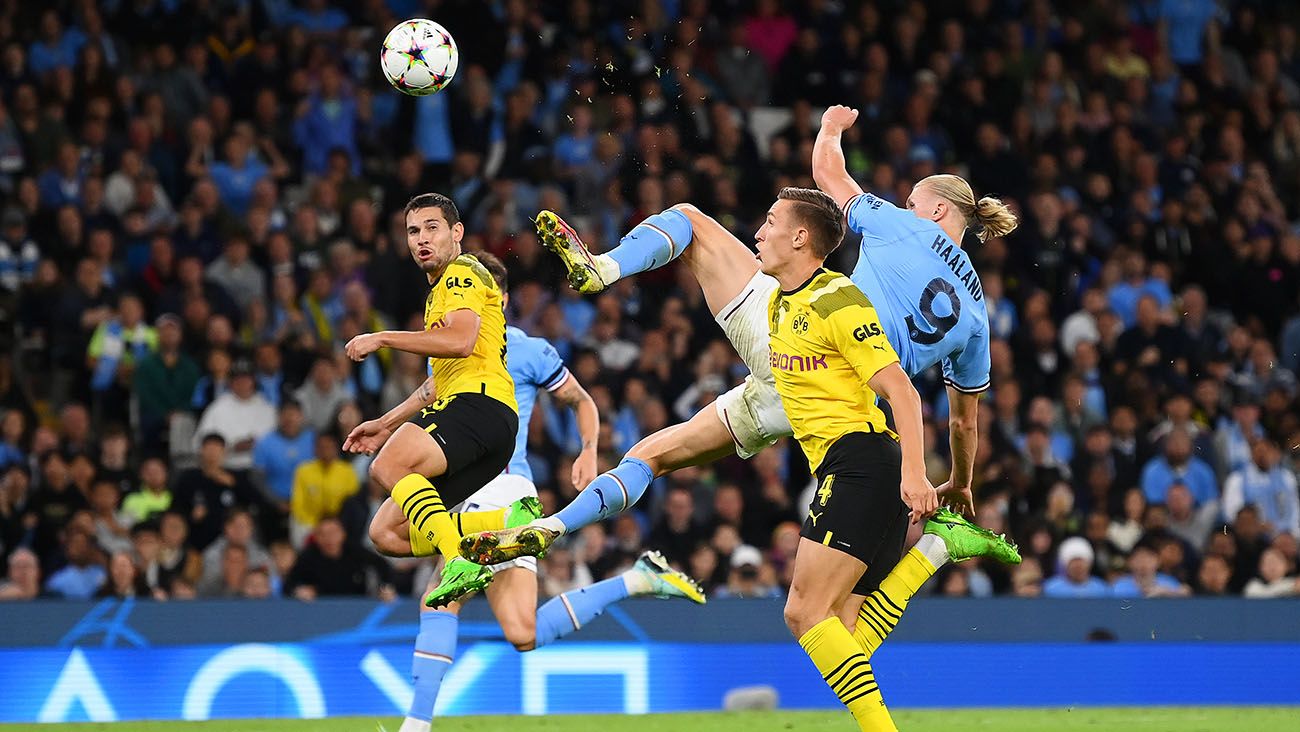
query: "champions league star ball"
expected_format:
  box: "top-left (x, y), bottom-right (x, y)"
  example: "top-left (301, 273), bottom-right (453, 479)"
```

top-left (380, 19), bottom-right (459, 96)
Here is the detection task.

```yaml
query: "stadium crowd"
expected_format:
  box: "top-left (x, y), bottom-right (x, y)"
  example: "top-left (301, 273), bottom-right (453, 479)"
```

top-left (1, 0), bottom-right (1300, 603)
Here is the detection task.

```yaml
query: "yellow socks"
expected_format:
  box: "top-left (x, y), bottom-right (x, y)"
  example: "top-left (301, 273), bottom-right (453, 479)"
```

top-left (456, 506), bottom-right (510, 535)
top-left (392, 473), bottom-right (462, 560)
top-left (799, 616), bottom-right (897, 731)
top-left (854, 547), bottom-right (937, 656)
top-left (406, 505), bottom-right (512, 557)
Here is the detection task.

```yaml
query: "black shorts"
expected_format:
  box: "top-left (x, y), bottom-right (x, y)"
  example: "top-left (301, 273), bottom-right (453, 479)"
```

top-left (408, 392), bottom-right (519, 507)
top-left (799, 431), bottom-right (909, 596)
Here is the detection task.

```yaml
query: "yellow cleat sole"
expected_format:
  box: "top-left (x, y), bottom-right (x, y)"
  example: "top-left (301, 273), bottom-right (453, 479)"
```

top-left (535, 211), bottom-right (605, 294)
top-left (460, 526), bottom-right (557, 565)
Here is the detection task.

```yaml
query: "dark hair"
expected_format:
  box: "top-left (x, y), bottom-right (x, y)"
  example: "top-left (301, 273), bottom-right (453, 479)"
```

top-left (404, 192), bottom-right (461, 226)
top-left (472, 250), bottom-right (508, 290)
top-left (777, 187), bottom-right (845, 258)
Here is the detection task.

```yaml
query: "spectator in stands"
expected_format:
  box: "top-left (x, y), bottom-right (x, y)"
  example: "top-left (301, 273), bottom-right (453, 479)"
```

top-left (1222, 439), bottom-right (1300, 539)
top-left (0, 464), bottom-right (33, 555)
top-left (130, 521), bottom-right (168, 598)
top-left (156, 511), bottom-right (201, 591)
top-left (121, 457), bottom-right (171, 526)
top-left (133, 314), bottom-right (200, 450)
top-left (1165, 483), bottom-right (1220, 551)
top-left (171, 434), bottom-right (260, 550)
top-left (206, 236), bottom-right (266, 313)
top-left (1194, 553), bottom-right (1234, 596)
top-left (1243, 548), bottom-right (1300, 598)
top-left (252, 399), bottom-right (313, 509)
top-left (1140, 428), bottom-right (1217, 507)
top-left (284, 517), bottom-right (392, 600)
top-left (192, 362), bottom-right (276, 470)
top-left (1229, 505), bottom-right (1271, 585)
top-left (292, 357), bottom-right (351, 434)
top-left (58, 403), bottom-right (94, 461)
top-left (202, 542), bottom-right (250, 598)
top-left (97, 550), bottom-right (150, 599)
top-left (0, 410), bottom-right (27, 472)
top-left (0, 547), bottom-right (41, 600)
top-left (198, 509), bottom-right (271, 596)
top-left (1114, 294), bottom-right (1189, 391)
top-left (87, 291), bottom-right (156, 423)
top-left (44, 528), bottom-right (104, 600)
top-left (292, 63), bottom-right (358, 176)
top-left (713, 544), bottom-right (782, 599)
top-left (88, 479), bottom-right (131, 555)
top-left (241, 567), bottom-right (273, 599)
top-left (288, 431), bottom-right (357, 548)
top-left (1043, 537), bottom-right (1110, 598)
top-left (1111, 543), bottom-right (1190, 598)
top-left (1215, 397), bottom-right (1265, 477)
top-left (648, 485), bottom-right (706, 567)
top-left (28, 452), bottom-right (86, 560)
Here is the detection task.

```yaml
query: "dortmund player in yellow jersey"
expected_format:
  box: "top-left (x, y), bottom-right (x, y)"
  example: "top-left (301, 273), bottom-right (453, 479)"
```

top-left (758, 188), bottom-right (936, 731)
top-left (343, 193), bottom-right (520, 606)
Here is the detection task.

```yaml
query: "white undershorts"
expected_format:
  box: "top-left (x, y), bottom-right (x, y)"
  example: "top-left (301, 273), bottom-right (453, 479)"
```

top-left (452, 472), bottom-right (538, 573)
top-left (712, 270), bottom-right (794, 459)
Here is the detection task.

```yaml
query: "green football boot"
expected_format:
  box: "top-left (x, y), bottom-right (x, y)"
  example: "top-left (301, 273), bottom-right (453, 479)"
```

top-left (459, 523), bottom-right (561, 566)
top-left (535, 210), bottom-right (609, 294)
top-left (630, 550), bottom-right (707, 604)
top-left (923, 506), bottom-right (1022, 564)
top-left (423, 556), bottom-right (494, 608)
top-left (502, 496), bottom-right (544, 529)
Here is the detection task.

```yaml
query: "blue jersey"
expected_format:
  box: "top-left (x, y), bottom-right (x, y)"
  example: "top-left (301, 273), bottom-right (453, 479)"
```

top-left (845, 192), bottom-right (991, 393)
top-left (503, 326), bottom-right (570, 481)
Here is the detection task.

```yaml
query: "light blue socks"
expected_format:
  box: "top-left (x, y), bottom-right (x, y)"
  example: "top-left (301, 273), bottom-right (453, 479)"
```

top-left (605, 209), bottom-right (694, 279)
top-left (535, 576), bottom-right (632, 648)
top-left (404, 610), bottom-right (458, 726)
top-left (551, 457), bottom-right (654, 533)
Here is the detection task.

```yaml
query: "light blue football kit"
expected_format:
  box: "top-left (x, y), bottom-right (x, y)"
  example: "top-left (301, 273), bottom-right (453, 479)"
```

top-left (844, 192), bottom-right (991, 392)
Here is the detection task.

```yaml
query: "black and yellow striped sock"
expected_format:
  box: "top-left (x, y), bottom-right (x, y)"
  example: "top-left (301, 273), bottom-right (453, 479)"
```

top-left (854, 547), bottom-right (937, 657)
top-left (456, 507), bottom-right (510, 535)
top-left (392, 473), bottom-right (462, 560)
top-left (798, 616), bottom-right (897, 731)
top-left (406, 507), bottom-right (514, 557)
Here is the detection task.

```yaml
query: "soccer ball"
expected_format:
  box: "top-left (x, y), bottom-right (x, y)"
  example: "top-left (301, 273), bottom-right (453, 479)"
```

top-left (380, 19), bottom-right (459, 96)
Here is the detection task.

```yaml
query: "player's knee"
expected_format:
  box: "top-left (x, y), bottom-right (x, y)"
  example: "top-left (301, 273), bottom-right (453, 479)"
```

top-left (783, 594), bottom-right (826, 638)
top-left (368, 519), bottom-right (399, 556)
top-left (368, 455), bottom-right (395, 491)
top-left (625, 444), bottom-right (662, 476)
top-left (626, 435), bottom-right (670, 477)
top-left (502, 617), bottom-right (537, 652)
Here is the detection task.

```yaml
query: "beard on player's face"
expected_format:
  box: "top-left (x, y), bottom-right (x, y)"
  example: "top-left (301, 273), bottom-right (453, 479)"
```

top-left (409, 231), bottom-right (459, 273)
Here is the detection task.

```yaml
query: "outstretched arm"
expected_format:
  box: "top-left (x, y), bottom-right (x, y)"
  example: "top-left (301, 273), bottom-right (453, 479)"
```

top-left (551, 374), bottom-right (600, 490)
top-left (869, 363), bottom-right (938, 524)
top-left (345, 309), bottom-right (481, 361)
top-left (940, 387), bottom-right (980, 516)
top-left (343, 375), bottom-right (437, 455)
top-left (812, 105), bottom-right (866, 209)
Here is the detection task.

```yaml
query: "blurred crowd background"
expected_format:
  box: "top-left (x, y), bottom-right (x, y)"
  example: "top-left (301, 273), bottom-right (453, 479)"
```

top-left (1, 0), bottom-right (1300, 604)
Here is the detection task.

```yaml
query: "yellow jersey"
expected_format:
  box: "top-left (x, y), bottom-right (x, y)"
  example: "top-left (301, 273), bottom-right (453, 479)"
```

top-left (423, 254), bottom-right (517, 412)
top-left (767, 269), bottom-right (899, 472)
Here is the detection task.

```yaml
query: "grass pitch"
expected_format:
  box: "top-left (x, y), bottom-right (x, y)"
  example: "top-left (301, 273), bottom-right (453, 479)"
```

top-left (2, 707), bottom-right (1296, 731)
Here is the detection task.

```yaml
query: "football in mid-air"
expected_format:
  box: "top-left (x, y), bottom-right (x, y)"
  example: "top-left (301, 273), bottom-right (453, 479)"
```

top-left (380, 19), bottom-right (459, 96)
